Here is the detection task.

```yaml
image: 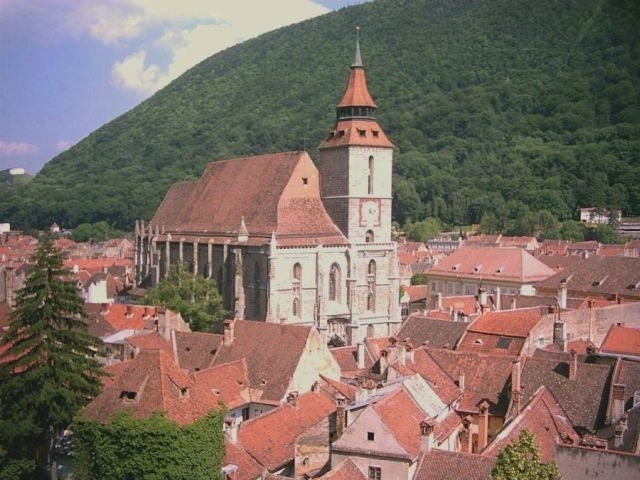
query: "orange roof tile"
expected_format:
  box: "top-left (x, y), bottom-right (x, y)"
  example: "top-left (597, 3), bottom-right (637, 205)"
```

top-left (223, 438), bottom-right (263, 480)
top-left (82, 349), bottom-right (221, 425)
top-left (195, 359), bottom-right (252, 410)
top-left (237, 390), bottom-right (336, 471)
top-left (150, 151), bottom-right (347, 247)
top-left (600, 325), bottom-right (640, 356)
top-left (466, 307), bottom-right (545, 337)
top-left (482, 386), bottom-right (578, 461)
top-left (414, 449), bottom-right (496, 480)
top-left (319, 458), bottom-right (367, 479)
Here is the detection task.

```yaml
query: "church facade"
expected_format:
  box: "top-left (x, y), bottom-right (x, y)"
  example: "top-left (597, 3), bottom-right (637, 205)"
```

top-left (134, 37), bottom-right (401, 345)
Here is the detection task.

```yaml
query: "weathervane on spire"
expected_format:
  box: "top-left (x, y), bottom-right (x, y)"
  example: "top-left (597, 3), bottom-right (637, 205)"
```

top-left (353, 26), bottom-right (363, 67)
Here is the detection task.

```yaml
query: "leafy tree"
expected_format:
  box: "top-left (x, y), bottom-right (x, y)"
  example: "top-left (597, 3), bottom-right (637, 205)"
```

top-left (0, 236), bottom-right (104, 479)
top-left (559, 220), bottom-right (585, 242)
top-left (404, 218), bottom-right (442, 242)
top-left (490, 429), bottom-right (561, 480)
top-left (73, 411), bottom-right (225, 480)
top-left (142, 264), bottom-right (227, 332)
top-left (410, 273), bottom-right (428, 285)
top-left (71, 221), bottom-right (126, 243)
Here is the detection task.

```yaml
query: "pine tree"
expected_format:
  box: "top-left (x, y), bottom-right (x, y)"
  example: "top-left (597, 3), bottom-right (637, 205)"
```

top-left (0, 236), bottom-right (104, 479)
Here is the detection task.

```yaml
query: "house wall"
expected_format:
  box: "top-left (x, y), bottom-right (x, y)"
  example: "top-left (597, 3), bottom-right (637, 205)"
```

top-left (527, 303), bottom-right (640, 353)
top-left (289, 329), bottom-right (341, 397)
top-left (556, 444), bottom-right (640, 480)
top-left (331, 451), bottom-right (413, 480)
top-left (295, 416), bottom-right (333, 477)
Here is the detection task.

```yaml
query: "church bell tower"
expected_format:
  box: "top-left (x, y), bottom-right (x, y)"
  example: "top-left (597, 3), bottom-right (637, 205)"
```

top-left (317, 29), bottom-right (394, 244)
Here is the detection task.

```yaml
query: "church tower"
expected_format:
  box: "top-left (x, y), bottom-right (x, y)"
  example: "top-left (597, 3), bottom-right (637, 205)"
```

top-left (317, 30), bottom-right (400, 343)
top-left (317, 29), bottom-right (394, 244)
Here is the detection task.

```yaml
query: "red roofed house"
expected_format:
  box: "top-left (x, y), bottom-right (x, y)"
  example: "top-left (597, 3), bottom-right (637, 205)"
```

top-left (427, 246), bottom-right (556, 299)
top-left (457, 306), bottom-right (547, 356)
top-left (599, 324), bottom-right (640, 359)
top-left (331, 374), bottom-right (463, 480)
top-left (134, 36), bottom-right (401, 345)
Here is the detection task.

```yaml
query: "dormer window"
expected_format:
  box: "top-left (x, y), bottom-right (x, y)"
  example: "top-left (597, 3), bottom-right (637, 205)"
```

top-left (473, 264), bottom-right (482, 273)
top-left (338, 130), bottom-right (346, 137)
top-left (372, 130), bottom-right (379, 137)
top-left (120, 391), bottom-right (137, 402)
top-left (358, 129), bottom-right (366, 137)
top-left (473, 338), bottom-right (483, 345)
top-left (452, 263), bottom-right (460, 271)
top-left (496, 266), bottom-right (504, 273)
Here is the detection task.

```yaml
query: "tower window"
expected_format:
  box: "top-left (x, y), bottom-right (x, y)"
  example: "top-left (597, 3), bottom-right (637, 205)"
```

top-left (358, 129), bottom-right (366, 137)
top-left (368, 156), bottom-right (374, 194)
top-left (293, 263), bottom-right (302, 282)
top-left (365, 230), bottom-right (374, 243)
top-left (302, 177), bottom-right (308, 185)
top-left (292, 298), bottom-right (300, 317)
top-left (372, 130), bottom-right (379, 138)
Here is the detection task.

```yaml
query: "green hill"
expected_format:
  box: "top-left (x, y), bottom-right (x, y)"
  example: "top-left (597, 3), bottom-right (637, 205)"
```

top-left (2, 0), bottom-right (639, 234)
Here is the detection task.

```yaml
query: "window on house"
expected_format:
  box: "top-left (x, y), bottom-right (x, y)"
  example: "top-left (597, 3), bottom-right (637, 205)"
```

top-left (538, 336), bottom-right (545, 346)
top-left (368, 466), bottom-right (382, 480)
top-left (292, 298), bottom-right (300, 317)
top-left (367, 431), bottom-right (375, 441)
top-left (368, 156), bottom-right (375, 194)
top-left (367, 292), bottom-right (375, 312)
top-left (358, 129), bottom-right (366, 137)
top-left (368, 259), bottom-right (376, 277)
top-left (302, 177), bottom-right (308, 185)
top-left (496, 337), bottom-right (512, 349)
top-left (120, 391), bottom-right (137, 401)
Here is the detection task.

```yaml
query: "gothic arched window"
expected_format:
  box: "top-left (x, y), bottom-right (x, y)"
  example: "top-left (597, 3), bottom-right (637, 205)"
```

top-left (293, 262), bottom-right (302, 282)
top-left (365, 230), bottom-right (374, 243)
top-left (367, 291), bottom-right (375, 312)
top-left (367, 259), bottom-right (376, 277)
top-left (329, 263), bottom-right (341, 302)
top-left (292, 298), bottom-right (300, 317)
top-left (368, 156), bottom-right (375, 195)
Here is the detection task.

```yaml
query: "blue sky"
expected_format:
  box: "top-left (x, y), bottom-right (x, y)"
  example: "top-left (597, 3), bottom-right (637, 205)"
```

top-left (0, 0), bottom-right (370, 174)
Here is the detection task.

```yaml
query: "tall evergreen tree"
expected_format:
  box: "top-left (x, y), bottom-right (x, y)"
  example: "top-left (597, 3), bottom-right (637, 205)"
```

top-left (0, 236), bottom-right (104, 480)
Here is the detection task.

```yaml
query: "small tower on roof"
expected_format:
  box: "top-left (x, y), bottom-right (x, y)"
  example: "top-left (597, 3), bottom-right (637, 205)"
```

top-left (317, 27), bottom-right (394, 243)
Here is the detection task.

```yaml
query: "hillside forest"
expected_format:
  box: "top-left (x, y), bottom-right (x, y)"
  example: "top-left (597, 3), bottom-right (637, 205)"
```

top-left (0, 0), bottom-right (638, 241)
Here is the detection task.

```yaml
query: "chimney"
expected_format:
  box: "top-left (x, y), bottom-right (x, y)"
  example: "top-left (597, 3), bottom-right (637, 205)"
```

top-left (223, 319), bottom-right (235, 346)
top-left (437, 292), bottom-right (443, 310)
top-left (126, 304), bottom-right (133, 317)
top-left (477, 400), bottom-right (490, 451)
top-left (286, 391), bottom-right (299, 407)
top-left (611, 384), bottom-right (626, 422)
top-left (511, 358), bottom-right (522, 414)
top-left (478, 288), bottom-right (487, 307)
top-left (569, 349), bottom-right (577, 381)
top-left (357, 342), bottom-right (366, 369)
top-left (379, 349), bottom-right (389, 373)
top-left (558, 280), bottom-right (567, 309)
top-left (100, 303), bottom-right (108, 314)
top-left (224, 416), bottom-right (240, 443)
top-left (495, 286), bottom-right (502, 310)
top-left (336, 394), bottom-right (347, 437)
top-left (553, 321), bottom-right (566, 352)
top-left (452, 310), bottom-right (459, 322)
top-left (420, 418), bottom-right (435, 453)
top-left (458, 373), bottom-right (465, 391)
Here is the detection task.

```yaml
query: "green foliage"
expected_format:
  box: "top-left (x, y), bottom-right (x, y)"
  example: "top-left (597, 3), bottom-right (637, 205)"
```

top-left (490, 429), bottom-right (561, 480)
top-left (0, 236), bottom-right (104, 479)
top-left (410, 273), bottom-right (428, 285)
top-left (0, 0), bottom-right (639, 234)
top-left (73, 410), bottom-right (225, 480)
top-left (71, 221), bottom-right (126, 242)
top-left (142, 264), bottom-right (227, 332)
top-left (404, 218), bottom-right (442, 242)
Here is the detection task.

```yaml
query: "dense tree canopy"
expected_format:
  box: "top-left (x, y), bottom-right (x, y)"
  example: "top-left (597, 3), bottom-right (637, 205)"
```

top-left (0, 236), bottom-right (104, 479)
top-left (73, 411), bottom-right (225, 480)
top-left (141, 264), bottom-right (227, 332)
top-left (0, 0), bottom-right (638, 236)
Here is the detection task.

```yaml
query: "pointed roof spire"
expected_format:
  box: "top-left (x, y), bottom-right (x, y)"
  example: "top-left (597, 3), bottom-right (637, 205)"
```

top-left (353, 26), bottom-right (363, 67)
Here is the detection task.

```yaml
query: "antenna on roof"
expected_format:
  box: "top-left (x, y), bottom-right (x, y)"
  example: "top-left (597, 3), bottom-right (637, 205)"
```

top-left (353, 26), bottom-right (363, 67)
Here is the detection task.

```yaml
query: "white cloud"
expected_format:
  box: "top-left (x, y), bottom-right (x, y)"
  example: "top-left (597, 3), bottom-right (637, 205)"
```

top-left (69, 0), bottom-right (331, 96)
top-left (0, 140), bottom-right (38, 156)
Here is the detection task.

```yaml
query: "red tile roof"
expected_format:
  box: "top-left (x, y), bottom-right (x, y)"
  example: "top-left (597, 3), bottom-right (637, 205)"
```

top-left (222, 438), bottom-right (263, 480)
top-left (173, 330), bottom-right (223, 372)
top-left (599, 325), bottom-right (640, 357)
top-left (482, 386), bottom-right (578, 461)
top-left (329, 344), bottom-right (373, 376)
top-left (212, 320), bottom-right (314, 402)
top-left (319, 458), bottom-right (366, 479)
top-left (414, 449), bottom-right (496, 480)
top-left (126, 331), bottom-right (173, 356)
top-left (195, 359), bottom-right (252, 410)
top-left (464, 307), bottom-right (545, 338)
top-left (402, 285), bottom-right (428, 302)
top-left (237, 390), bottom-right (336, 471)
top-left (86, 303), bottom-right (154, 331)
top-left (82, 349), bottom-right (221, 425)
top-left (429, 246), bottom-right (556, 283)
top-left (150, 151), bottom-right (347, 247)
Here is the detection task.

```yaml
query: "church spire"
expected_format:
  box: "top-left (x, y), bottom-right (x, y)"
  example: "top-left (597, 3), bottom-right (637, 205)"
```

top-left (335, 27), bottom-right (377, 119)
top-left (353, 26), bottom-right (363, 68)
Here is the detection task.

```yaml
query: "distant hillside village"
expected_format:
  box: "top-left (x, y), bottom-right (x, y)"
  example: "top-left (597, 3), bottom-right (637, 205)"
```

top-left (3, 41), bottom-right (640, 480)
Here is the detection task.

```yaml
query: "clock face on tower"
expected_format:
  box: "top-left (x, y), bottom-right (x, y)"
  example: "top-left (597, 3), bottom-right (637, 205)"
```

top-left (360, 199), bottom-right (380, 227)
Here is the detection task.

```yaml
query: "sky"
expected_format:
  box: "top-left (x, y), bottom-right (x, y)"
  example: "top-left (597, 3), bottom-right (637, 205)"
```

top-left (0, 0), bottom-right (370, 175)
